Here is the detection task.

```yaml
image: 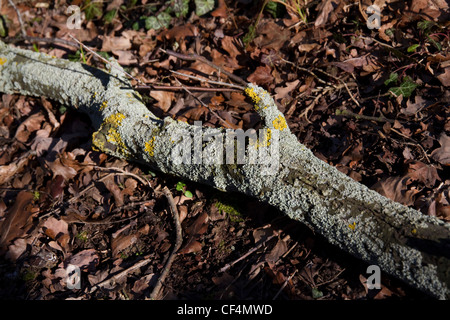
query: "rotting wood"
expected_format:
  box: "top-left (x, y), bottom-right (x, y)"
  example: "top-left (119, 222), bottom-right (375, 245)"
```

top-left (0, 41), bottom-right (448, 299)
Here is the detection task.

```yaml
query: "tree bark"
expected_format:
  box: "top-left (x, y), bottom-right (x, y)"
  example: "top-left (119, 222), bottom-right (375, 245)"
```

top-left (0, 41), bottom-right (448, 299)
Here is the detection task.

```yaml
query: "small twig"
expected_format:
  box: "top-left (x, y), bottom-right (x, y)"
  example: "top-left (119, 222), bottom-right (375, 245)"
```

top-left (135, 84), bottom-right (240, 92)
top-left (273, 270), bottom-right (297, 300)
top-left (90, 258), bottom-right (152, 293)
top-left (162, 48), bottom-right (248, 86)
top-left (281, 58), bottom-right (333, 87)
top-left (170, 70), bottom-right (246, 90)
top-left (149, 186), bottom-right (183, 300)
top-left (173, 78), bottom-right (237, 129)
top-left (8, 0), bottom-right (26, 38)
top-left (91, 165), bottom-right (152, 189)
top-left (5, 35), bottom-right (80, 48)
top-left (313, 67), bottom-right (360, 107)
top-left (315, 268), bottom-right (346, 287)
top-left (299, 88), bottom-right (330, 122)
top-left (219, 234), bottom-right (277, 273)
top-left (335, 109), bottom-right (395, 123)
top-left (68, 34), bottom-right (146, 86)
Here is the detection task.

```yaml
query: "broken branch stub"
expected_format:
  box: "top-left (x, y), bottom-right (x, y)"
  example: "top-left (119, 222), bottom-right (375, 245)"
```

top-left (0, 41), bottom-right (448, 299)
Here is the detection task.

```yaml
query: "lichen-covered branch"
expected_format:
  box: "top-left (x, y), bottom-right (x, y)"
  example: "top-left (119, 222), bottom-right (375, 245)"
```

top-left (0, 41), bottom-right (448, 299)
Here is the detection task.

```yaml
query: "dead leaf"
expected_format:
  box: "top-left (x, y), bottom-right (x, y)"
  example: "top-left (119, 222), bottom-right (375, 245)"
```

top-left (150, 90), bottom-right (175, 113)
top-left (253, 227), bottom-right (274, 243)
top-left (298, 43), bottom-right (319, 52)
top-left (411, 0), bottom-right (449, 20)
top-left (0, 154), bottom-right (32, 185)
top-left (402, 96), bottom-right (427, 115)
top-left (101, 36), bottom-right (132, 52)
top-left (221, 36), bottom-right (241, 60)
top-left (103, 175), bottom-right (124, 207)
top-left (247, 65), bottom-right (274, 86)
top-left (6, 238), bottom-right (28, 261)
top-left (62, 249), bottom-right (99, 272)
top-left (132, 273), bottom-right (157, 295)
top-left (178, 205), bottom-right (188, 223)
top-left (315, 0), bottom-right (341, 27)
top-left (112, 50), bottom-right (138, 65)
top-left (253, 21), bottom-right (290, 51)
top-left (406, 161), bottom-right (440, 187)
top-left (437, 67), bottom-right (450, 87)
top-left (186, 211), bottom-right (209, 236)
top-left (122, 178), bottom-right (138, 196)
top-left (47, 158), bottom-right (78, 180)
top-left (331, 61), bottom-right (355, 73)
top-left (0, 191), bottom-right (35, 252)
top-left (275, 80), bottom-right (300, 101)
top-left (211, 0), bottom-right (227, 17)
top-left (156, 24), bottom-right (198, 42)
top-left (265, 238), bottom-right (288, 266)
top-left (43, 217), bottom-right (69, 240)
top-left (179, 211), bottom-right (209, 254)
top-left (371, 176), bottom-right (418, 206)
top-left (43, 216), bottom-right (70, 252)
top-left (14, 113), bottom-right (45, 143)
top-left (46, 174), bottom-right (65, 200)
top-left (431, 133), bottom-right (450, 166)
top-left (178, 239), bottom-right (202, 254)
top-left (111, 233), bottom-right (138, 257)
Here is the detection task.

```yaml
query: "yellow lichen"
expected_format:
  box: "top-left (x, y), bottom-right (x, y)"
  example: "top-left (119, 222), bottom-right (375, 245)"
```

top-left (272, 115), bottom-right (287, 131)
top-left (105, 112), bottom-right (126, 125)
top-left (100, 112), bottom-right (130, 156)
top-left (244, 87), bottom-right (261, 109)
top-left (259, 128), bottom-right (272, 148)
top-left (348, 221), bottom-right (356, 230)
top-left (145, 137), bottom-right (156, 157)
top-left (99, 100), bottom-right (108, 111)
top-left (0, 57), bottom-right (7, 65)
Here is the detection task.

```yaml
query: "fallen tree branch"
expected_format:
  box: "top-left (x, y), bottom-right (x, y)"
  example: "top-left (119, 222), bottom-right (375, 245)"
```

top-left (149, 186), bottom-right (183, 300)
top-left (0, 41), bottom-right (448, 299)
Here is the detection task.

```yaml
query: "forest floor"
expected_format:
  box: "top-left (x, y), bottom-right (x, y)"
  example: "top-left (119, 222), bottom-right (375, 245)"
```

top-left (0, 0), bottom-right (449, 300)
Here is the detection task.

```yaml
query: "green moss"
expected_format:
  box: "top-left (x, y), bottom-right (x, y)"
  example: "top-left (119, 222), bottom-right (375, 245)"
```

top-left (22, 269), bottom-right (38, 282)
top-left (215, 200), bottom-right (243, 222)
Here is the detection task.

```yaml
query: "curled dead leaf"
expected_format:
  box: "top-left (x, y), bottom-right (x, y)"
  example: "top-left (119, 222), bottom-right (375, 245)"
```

top-left (431, 134), bottom-right (450, 166)
top-left (0, 153), bottom-right (32, 185)
top-left (63, 249), bottom-right (99, 272)
top-left (111, 233), bottom-right (138, 257)
top-left (150, 90), bottom-right (175, 113)
top-left (372, 176), bottom-right (418, 206)
top-left (0, 191), bottom-right (35, 253)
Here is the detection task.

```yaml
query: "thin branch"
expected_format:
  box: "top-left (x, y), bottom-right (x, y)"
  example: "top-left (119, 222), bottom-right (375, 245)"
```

top-left (149, 186), bottom-right (183, 300)
top-left (162, 48), bottom-right (248, 86)
top-left (171, 70), bottom-right (246, 90)
top-left (335, 109), bottom-right (395, 123)
top-left (8, 0), bottom-right (26, 38)
top-left (6, 35), bottom-right (80, 48)
top-left (89, 258), bottom-right (152, 293)
top-left (135, 84), bottom-right (240, 92)
top-left (68, 34), bottom-right (146, 86)
top-left (273, 270), bottom-right (297, 300)
top-left (219, 234), bottom-right (277, 273)
top-left (173, 78), bottom-right (237, 129)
